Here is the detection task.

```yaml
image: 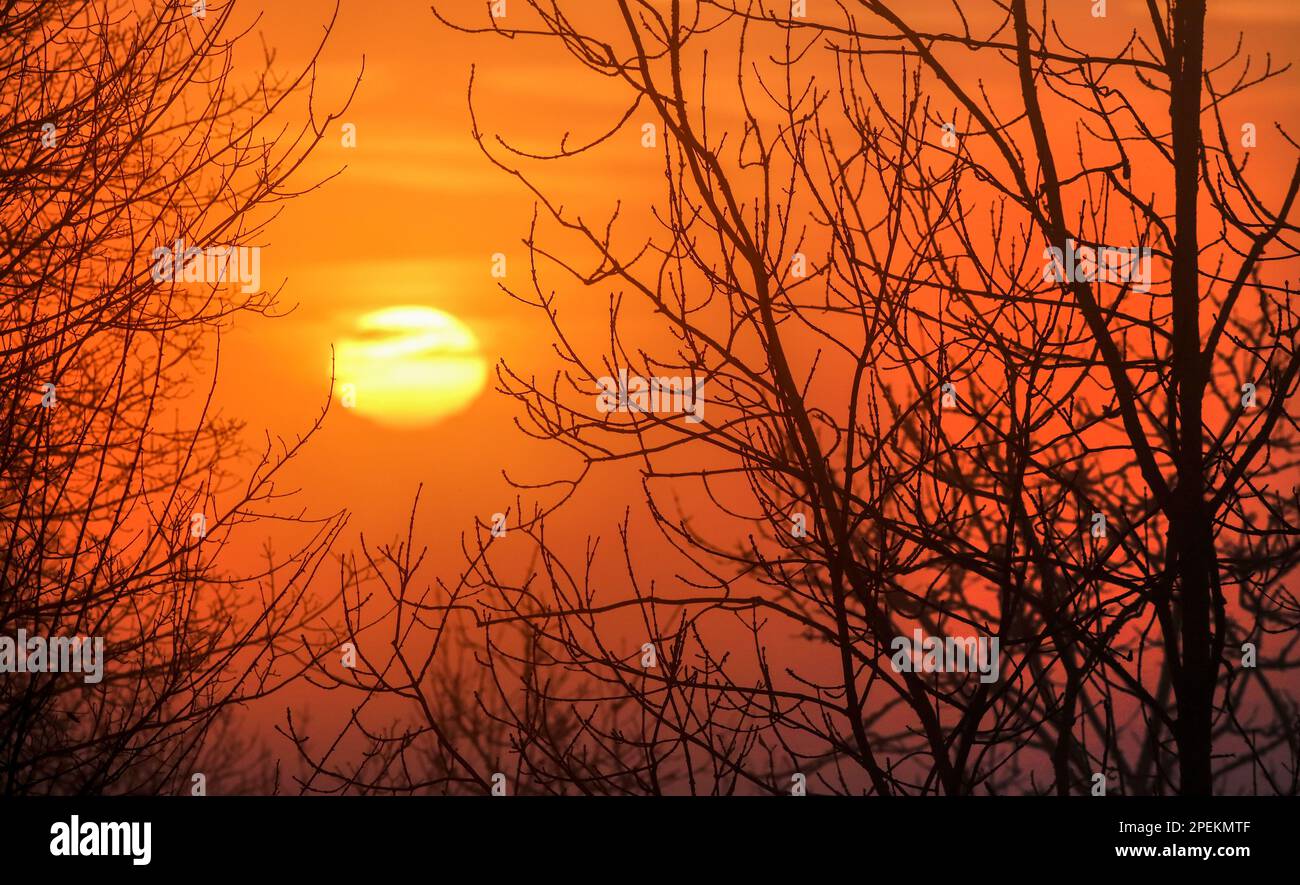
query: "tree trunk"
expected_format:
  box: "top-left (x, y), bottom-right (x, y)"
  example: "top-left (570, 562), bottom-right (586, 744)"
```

top-left (1168, 0), bottom-right (1214, 797)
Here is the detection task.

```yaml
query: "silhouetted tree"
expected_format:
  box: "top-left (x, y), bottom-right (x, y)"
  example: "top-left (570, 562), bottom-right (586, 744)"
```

top-left (0, 0), bottom-right (355, 794)
top-left (300, 0), bottom-right (1299, 797)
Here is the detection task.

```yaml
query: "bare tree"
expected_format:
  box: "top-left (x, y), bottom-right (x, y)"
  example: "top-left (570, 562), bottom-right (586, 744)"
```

top-left (298, 0), bottom-right (1299, 797)
top-left (0, 0), bottom-right (356, 795)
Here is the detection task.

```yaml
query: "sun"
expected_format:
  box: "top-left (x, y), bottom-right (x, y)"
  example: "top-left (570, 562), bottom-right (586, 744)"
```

top-left (333, 306), bottom-right (489, 426)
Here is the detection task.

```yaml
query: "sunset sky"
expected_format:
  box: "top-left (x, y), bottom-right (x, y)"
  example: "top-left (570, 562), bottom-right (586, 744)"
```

top-left (206, 0), bottom-right (1300, 543)
top-left (209, 3), bottom-right (665, 553)
top-left (7, 0), bottom-right (1300, 827)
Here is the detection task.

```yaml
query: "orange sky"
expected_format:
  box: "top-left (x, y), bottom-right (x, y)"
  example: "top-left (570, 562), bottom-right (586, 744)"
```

top-left (209, 0), bottom-right (1300, 547)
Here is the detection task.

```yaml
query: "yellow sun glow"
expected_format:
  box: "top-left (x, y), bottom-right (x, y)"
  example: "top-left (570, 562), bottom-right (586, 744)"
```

top-left (334, 306), bottom-right (489, 426)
